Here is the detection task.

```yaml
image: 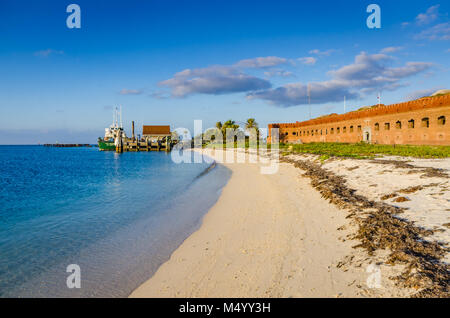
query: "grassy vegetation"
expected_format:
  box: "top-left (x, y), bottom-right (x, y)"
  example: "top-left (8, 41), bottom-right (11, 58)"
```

top-left (280, 142), bottom-right (450, 159)
top-left (202, 140), bottom-right (450, 159)
top-left (204, 139), bottom-right (265, 149)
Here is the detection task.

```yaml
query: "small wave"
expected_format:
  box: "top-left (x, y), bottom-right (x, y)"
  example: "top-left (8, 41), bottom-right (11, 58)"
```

top-left (195, 161), bottom-right (216, 179)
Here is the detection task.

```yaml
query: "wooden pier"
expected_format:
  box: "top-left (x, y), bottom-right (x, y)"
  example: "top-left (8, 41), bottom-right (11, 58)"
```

top-left (118, 139), bottom-right (172, 152)
top-left (114, 124), bottom-right (173, 153)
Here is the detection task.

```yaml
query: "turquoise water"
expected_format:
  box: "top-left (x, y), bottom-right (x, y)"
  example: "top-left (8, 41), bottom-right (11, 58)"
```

top-left (0, 146), bottom-right (231, 297)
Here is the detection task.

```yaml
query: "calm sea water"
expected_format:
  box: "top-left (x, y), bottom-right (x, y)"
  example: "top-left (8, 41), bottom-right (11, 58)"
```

top-left (0, 145), bottom-right (231, 297)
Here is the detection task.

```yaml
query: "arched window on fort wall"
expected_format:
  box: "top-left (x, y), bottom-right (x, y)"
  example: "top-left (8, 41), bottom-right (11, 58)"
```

top-left (396, 121), bottom-right (402, 129)
top-left (350, 126), bottom-right (354, 133)
top-left (374, 123), bottom-right (380, 131)
top-left (315, 129), bottom-right (318, 135)
top-left (438, 116), bottom-right (446, 125)
top-left (357, 125), bottom-right (362, 132)
top-left (337, 127), bottom-right (340, 134)
top-left (384, 123), bottom-right (390, 130)
top-left (307, 131), bottom-right (310, 136)
top-left (343, 126), bottom-right (347, 133)
top-left (326, 129), bottom-right (328, 135)
top-left (408, 119), bottom-right (415, 129)
top-left (320, 129), bottom-right (323, 135)
top-left (421, 117), bottom-right (429, 128)
top-left (331, 128), bottom-right (334, 134)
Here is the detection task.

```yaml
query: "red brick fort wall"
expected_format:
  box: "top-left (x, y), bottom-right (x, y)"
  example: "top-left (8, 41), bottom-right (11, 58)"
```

top-left (268, 95), bottom-right (450, 146)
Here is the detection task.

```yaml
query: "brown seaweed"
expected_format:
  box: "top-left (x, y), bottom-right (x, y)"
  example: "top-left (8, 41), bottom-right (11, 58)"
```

top-left (281, 156), bottom-right (450, 298)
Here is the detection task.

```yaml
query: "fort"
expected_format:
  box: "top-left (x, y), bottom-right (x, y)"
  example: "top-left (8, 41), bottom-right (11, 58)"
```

top-left (268, 93), bottom-right (450, 146)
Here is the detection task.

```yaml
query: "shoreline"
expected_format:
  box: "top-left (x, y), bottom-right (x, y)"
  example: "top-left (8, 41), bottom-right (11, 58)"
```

top-left (0, 149), bottom-right (232, 297)
top-left (130, 149), bottom-right (424, 297)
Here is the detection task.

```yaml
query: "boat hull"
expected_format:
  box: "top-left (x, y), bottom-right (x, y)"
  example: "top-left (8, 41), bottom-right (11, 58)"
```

top-left (98, 140), bottom-right (115, 151)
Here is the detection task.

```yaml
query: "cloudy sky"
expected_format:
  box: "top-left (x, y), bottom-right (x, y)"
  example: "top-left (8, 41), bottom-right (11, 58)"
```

top-left (0, 0), bottom-right (449, 143)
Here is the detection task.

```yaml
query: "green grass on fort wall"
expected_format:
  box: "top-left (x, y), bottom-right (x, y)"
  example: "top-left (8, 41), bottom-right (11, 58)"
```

top-left (280, 142), bottom-right (450, 159)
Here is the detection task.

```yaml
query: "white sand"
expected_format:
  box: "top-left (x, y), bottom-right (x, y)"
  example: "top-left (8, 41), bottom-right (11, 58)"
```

top-left (130, 149), bottom-right (413, 298)
top-left (287, 154), bottom-right (450, 264)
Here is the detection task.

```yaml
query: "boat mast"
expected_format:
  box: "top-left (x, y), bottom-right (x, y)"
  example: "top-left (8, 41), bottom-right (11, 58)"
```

top-left (113, 107), bottom-right (116, 128)
top-left (117, 107), bottom-right (119, 128)
top-left (120, 105), bottom-right (123, 128)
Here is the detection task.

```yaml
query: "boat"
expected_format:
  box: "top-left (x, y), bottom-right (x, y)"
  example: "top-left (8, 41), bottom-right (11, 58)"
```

top-left (98, 106), bottom-right (127, 151)
top-left (97, 106), bottom-right (174, 152)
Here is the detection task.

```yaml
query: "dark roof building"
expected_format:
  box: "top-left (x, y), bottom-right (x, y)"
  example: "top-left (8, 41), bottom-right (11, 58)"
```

top-left (142, 125), bottom-right (171, 136)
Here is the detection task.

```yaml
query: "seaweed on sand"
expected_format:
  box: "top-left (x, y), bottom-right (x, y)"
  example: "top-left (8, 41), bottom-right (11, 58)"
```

top-left (281, 156), bottom-right (450, 298)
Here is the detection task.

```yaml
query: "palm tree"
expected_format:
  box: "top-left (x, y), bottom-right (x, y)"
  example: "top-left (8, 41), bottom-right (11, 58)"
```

top-left (245, 118), bottom-right (259, 144)
top-left (245, 118), bottom-right (258, 130)
top-left (223, 120), bottom-right (239, 131)
top-left (215, 121), bottom-right (223, 130)
top-left (220, 120), bottom-right (240, 144)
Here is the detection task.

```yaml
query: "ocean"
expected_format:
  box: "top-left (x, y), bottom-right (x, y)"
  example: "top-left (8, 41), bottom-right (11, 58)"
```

top-left (0, 145), bottom-right (231, 297)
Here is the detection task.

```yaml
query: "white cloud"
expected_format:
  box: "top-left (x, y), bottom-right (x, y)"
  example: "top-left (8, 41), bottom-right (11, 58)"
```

top-left (297, 57), bottom-right (317, 65)
top-left (149, 91), bottom-right (170, 99)
top-left (34, 49), bottom-right (64, 57)
top-left (405, 88), bottom-right (441, 101)
top-left (416, 5), bottom-right (440, 25)
top-left (308, 49), bottom-right (337, 56)
top-left (119, 89), bottom-right (143, 95)
top-left (264, 69), bottom-right (294, 78)
top-left (247, 52), bottom-right (432, 107)
top-left (380, 46), bottom-right (403, 53)
top-left (415, 22), bottom-right (450, 40)
top-left (247, 81), bottom-right (358, 106)
top-left (155, 51), bottom-right (432, 106)
top-left (383, 62), bottom-right (432, 78)
top-left (234, 56), bottom-right (287, 68)
top-left (158, 57), bottom-right (290, 98)
top-left (159, 65), bottom-right (271, 97)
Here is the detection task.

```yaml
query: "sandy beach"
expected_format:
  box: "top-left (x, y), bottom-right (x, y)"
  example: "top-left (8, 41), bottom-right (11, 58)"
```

top-left (128, 149), bottom-right (450, 298)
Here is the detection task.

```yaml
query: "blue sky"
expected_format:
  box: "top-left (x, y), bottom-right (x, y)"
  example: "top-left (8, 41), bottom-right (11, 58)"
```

top-left (0, 0), bottom-right (449, 143)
